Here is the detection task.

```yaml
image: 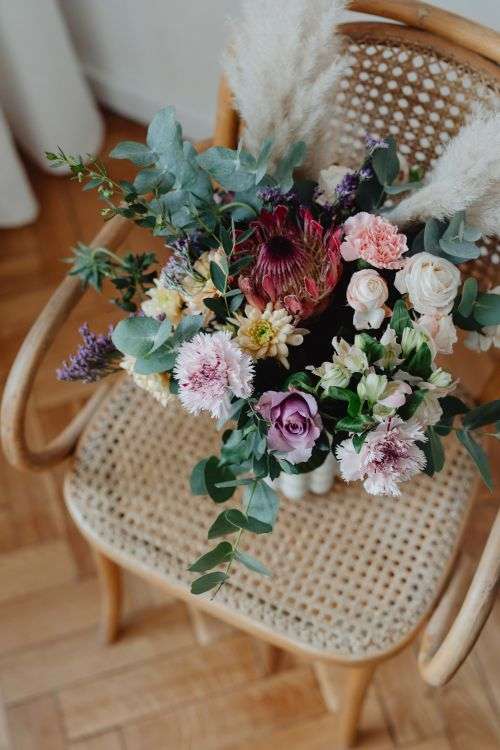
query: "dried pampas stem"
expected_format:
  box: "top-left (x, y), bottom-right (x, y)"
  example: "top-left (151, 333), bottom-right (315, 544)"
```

top-left (387, 101), bottom-right (500, 237)
top-left (223, 0), bottom-right (347, 179)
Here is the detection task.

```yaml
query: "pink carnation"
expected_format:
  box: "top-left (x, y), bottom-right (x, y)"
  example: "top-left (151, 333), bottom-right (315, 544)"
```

top-left (335, 417), bottom-right (426, 496)
top-left (341, 212), bottom-right (408, 270)
top-left (174, 331), bottom-right (253, 420)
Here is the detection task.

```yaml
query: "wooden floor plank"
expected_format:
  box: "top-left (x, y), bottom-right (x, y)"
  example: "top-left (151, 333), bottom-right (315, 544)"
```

top-left (122, 667), bottom-right (326, 750)
top-left (0, 540), bottom-right (76, 605)
top-left (6, 695), bottom-right (66, 750)
top-left (0, 602), bottom-right (195, 704)
top-left (224, 688), bottom-right (393, 750)
top-left (375, 647), bottom-right (446, 746)
top-left (0, 578), bottom-right (100, 657)
top-left (58, 634), bottom-right (265, 740)
top-left (439, 654), bottom-right (500, 750)
top-left (68, 729), bottom-right (124, 750)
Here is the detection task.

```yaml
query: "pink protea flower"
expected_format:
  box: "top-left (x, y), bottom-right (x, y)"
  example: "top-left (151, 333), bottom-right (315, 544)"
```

top-left (341, 212), bottom-right (408, 270)
top-left (256, 389), bottom-right (322, 464)
top-left (335, 417), bottom-right (427, 496)
top-left (236, 204), bottom-right (342, 320)
top-left (174, 331), bottom-right (253, 420)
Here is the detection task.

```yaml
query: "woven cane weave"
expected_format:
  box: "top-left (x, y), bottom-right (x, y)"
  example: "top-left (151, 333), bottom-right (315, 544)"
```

top-left (66, 377), bottom-right (475, 659)
top-left (333, 25), bottom-right (500, 287)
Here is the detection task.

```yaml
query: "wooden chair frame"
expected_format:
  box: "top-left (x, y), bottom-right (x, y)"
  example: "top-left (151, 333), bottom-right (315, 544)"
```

top-left (2, 2), bottom-right (499, 747)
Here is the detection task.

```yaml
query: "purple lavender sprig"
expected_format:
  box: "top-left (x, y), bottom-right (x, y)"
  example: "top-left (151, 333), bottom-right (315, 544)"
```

top-left (257, 186), bottom-right (299, 209)
top-left (365, 134), bottom-right (389, 153)
top-left (57, 324), bottom-right (120, 383)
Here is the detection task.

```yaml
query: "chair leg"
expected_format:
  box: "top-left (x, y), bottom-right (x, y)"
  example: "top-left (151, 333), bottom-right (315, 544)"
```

top-left (94, 549), bottom-right (122, 644)
top-left (337, 663), bottom-right (376, 749)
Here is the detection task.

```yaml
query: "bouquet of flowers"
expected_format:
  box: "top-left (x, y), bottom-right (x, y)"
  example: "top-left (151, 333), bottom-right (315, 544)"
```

top-left (50, 1), bottom-right (500, 596)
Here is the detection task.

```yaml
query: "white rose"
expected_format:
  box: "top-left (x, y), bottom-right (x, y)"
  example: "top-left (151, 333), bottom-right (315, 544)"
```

top-left (394, 252), bottom-right (460, 314)
top-left (418, 310), bottom-right (457, 354)
top-left (347, 269), bottom-right (388, 330)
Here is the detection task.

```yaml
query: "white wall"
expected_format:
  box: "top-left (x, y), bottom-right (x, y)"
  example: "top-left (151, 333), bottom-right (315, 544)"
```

top-left (60, 0), bottom-right (499, 141)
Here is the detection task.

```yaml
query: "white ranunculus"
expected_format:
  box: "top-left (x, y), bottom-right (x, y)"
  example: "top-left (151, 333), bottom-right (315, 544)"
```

top-left (347, 269), bottom-right (388, 330)
top-left (418, 310), bottom-right (457, 354)
top-left (394, 252), bottom-right (461, 314)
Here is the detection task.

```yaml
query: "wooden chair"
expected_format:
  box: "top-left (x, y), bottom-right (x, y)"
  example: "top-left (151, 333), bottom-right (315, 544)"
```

top-left (2, 2), bottom-right (499, 747)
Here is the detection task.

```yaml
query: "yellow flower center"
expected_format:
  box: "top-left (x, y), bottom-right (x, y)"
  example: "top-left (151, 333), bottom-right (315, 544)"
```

top-left (248, 319), bottom-right (275, 346)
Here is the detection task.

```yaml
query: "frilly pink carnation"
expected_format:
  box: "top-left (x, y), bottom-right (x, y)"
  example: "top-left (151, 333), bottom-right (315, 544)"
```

top-left (256, 389), bottom-right (322, 464)
top-left (341, 212), bottom-right (408, 270)
top-left (335, 417), bottom-right (426, 496)
top-left (174, 331), bottom-right (253, 420)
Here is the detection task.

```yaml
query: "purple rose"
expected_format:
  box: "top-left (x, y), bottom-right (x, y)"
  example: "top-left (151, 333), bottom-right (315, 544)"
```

top-left (256, 389), bottom-right (322, 464)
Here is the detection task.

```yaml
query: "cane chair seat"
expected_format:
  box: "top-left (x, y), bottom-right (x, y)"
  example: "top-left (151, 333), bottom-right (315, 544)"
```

top-left (65, 377), bottom-right (476, 662)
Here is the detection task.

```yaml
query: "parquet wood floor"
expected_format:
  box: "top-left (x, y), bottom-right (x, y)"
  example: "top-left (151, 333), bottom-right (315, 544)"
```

top-left (0, 111), bottom-right (498, 750)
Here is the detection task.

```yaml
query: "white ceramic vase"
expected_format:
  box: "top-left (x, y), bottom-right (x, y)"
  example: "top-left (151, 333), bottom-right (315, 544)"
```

top-left (268, 452), bottom-right (339, 500)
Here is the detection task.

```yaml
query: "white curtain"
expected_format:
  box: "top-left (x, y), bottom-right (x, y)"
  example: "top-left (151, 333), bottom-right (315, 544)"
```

top-left (0, 0), bottom-right (103, 227)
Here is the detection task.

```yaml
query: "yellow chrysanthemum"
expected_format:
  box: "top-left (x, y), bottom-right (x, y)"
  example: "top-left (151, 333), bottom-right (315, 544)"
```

top-left (230, 303), bottom-right (307, 369)
top-left (141, 280), bottom-right (183, 325)
top-left (120, 356), bottom-right (172, 407)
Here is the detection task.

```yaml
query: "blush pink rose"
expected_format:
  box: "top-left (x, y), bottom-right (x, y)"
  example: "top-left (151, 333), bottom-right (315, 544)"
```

top-left (256, 389), bottom-right (322, 464)
top-left (341, 212), bottom-right (408, 270)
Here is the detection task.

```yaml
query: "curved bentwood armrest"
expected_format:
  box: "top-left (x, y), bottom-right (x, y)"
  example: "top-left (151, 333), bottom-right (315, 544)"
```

top-left (1, 216), bottom-right (133, 473)
top-left (419, 510), bottom-right (500, 686)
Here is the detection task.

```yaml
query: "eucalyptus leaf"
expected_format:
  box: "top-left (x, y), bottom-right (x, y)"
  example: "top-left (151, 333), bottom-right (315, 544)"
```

top-left (204, 457), bottom-right (236, 503)
top-left (423, 218), bottom-right (443, 252)
top-left (191, 571), bottom-right (228, 595)
top-left (463, 400), bottom-right (500, 430)
top-left (457, 429), bottom-right (493, 491)
top-left (197, 147), bottom-right (256, 192)
top-left (133, 168), bottom-right (174, 195)
top-left (254, 138), bottom-right (274, 184)
top-left (234, 550), bottom-right (271, 576)
top-left (473, 292), bottom-right (500, 327)
top-left (188, 542), bottom-right (233, 573)
top-left (274, 141), bottom-right (307, 192)
top-left (371, 136), bottom-right (399, 186)
top-left (133, 347), bottom-right (176, 374)
top-left (109, 141), bottom-right (156, 167)
top-left (150, 318), bottom-right (172, 353)
top-left (111, 317), bottom-right (160, 358)
top-left (172, 314), bottom-right (203, 344)
top-left (458, 277), bottom-right (478, 318)
top-left (190, 458), bottom-right (209, 495)
top-left (245, 481), bottom-right (279, 529)
top-left (439, 238), bottom-right (479, 260)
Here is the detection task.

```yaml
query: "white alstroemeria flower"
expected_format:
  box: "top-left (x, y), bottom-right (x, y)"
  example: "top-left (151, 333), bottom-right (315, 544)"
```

top-left (357, 372), bottom-right (388, 404)
top-left (332, 337), bottom-right (369, 374)
top-left (375, 326), bottom-right (403, 369)
top-left (308, 361), bottom-right (351, 389)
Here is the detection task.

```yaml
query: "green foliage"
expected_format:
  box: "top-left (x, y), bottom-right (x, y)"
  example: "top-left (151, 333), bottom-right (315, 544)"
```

top-left (234, 550), bottom-right (271, 576)
top-left (390, 299), bottom-right (412, 337)
top-left (109, 141), bottom-right (156, 166)
top-left (188, 542), bottom-right (233, 573)
top-left (457, 430), bottom-right (493, 491)
top-left (371, 136), bottom-right (399, 186)
top-left (404, 343), bottom-right (433, 380)
top-left (274, 141), bottom-right (307, 192)
top-left (325, 387), bottom-right (361, 418)
top-left (110, 252), bottom-right (157, 311)
top-left (336, 414), bottom-right (373, 433)
top-left (65, 243), bottom-right (114, 290)
top-left (354, 333), bottom-right (384, 364)
top-left (457, 277), bottom-right (478, 317)
top-left (463, 400), bottom-right (500, 431)
top-left (422, 426), bottom-right (445, 476)
top-left (473, 292), bottom-right (500, 327)
top-left (190, 571), bottom-right (228, 595)
top-left (422, 212), bottom-right (481, 263)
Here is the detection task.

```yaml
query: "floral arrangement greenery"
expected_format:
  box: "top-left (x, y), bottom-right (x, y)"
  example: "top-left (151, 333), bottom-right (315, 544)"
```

top-left (51, 105), bottom-right (500, 596)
